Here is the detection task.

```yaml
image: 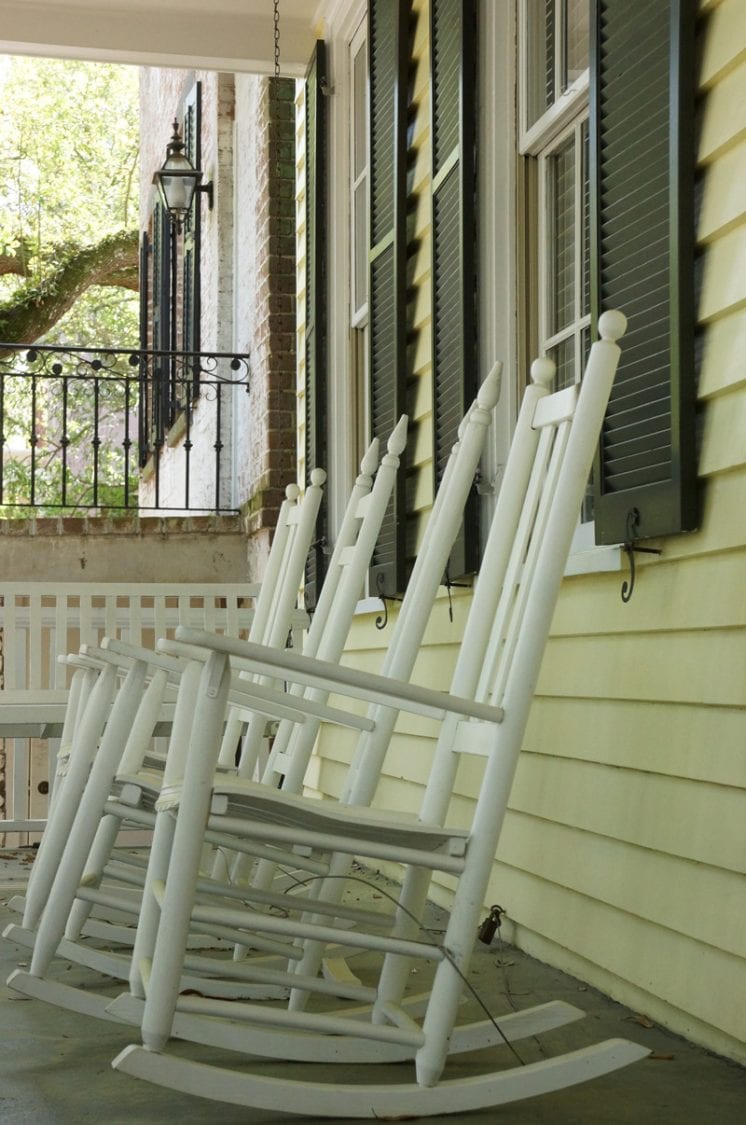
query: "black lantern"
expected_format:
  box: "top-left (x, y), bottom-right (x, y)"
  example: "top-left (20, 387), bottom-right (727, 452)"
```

top-left (153, 120), bottom-right (213, 230)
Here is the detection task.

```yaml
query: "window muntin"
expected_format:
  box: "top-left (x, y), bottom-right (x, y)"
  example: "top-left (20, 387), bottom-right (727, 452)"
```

top-left (520, 0), bottom-right (589, 154)
top-left (522, 0), bottom-right (591, 519)
top-left (539, 115), bottom-right (589, 391)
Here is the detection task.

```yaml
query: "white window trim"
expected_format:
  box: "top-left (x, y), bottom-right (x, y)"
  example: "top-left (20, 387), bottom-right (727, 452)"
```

top-left (518, 0), bottom-right (621, 572)
top-left (322, 0), bottom-right (368, 537)
top-left (537, 111), bottom-right (591, 382)
top-left (478, 0), bottom-right (518, 512)
top-left (517, 0), bottom-right (590, 155)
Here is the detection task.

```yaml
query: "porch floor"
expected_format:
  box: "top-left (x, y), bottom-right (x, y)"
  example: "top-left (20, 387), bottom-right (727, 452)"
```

top-left (1, 849), bottom-right (743, 1124)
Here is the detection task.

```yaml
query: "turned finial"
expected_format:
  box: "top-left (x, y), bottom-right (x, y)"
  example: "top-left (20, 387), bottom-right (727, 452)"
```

top-left (530, 356), bottom-right (556, 390)
top-left (598, 309), bottom-right (627, 342)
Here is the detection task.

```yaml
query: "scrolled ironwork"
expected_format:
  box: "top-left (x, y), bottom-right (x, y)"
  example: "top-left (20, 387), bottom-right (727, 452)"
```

top-left (0, 341), bottom-right (250, 515)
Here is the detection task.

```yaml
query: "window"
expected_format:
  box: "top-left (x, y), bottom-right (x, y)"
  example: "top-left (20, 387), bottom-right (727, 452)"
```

top-left (521, 0), bottom-right (698, 546)
top-left (520, 1), bottom-right (589, 392)
top-left (308, 0), bottom-right (485, 598)
top-left (139, 83), bottom-right (203, 460)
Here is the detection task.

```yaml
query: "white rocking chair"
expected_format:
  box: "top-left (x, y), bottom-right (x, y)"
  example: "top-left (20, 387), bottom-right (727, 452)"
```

top-left (5, 365), bottom-right (500, 1027)
top-left (4, 419), bottom-right (418, 1013)
top-left (112, 312), bottom-right (649, 1116)
top-left (3, 470), bottom-right (328, 986)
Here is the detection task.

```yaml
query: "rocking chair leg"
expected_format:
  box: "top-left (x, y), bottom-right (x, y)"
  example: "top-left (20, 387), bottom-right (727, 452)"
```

top-left (140, 652), bottom-right (230, 1051)
top-left (129, 809), bottom-right (178, 998)
top-left (64, 812), bottom-right (123, 940)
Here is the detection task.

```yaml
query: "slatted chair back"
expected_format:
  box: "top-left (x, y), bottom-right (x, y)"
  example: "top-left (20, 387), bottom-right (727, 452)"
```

top-left (338, 360), bottom-right (502, 804)
top-left (246, 473), bottom-right (325, 650)
top-left (230, 365), bottom-right (501, 897)
top-left (237, 416), bottom-right (408, 783)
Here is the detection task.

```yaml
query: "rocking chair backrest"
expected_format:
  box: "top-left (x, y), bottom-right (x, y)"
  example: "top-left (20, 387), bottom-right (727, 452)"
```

top-left (248, 472), bottom-right (326, 650)
top-left (416, 310), bottom-right (628, 832)
top-left (257, 417), bottom-right (409, 784)
top-left (340, 361), bottom-right (502, 805)
top-left (215, 471), bottom-right (325, 773)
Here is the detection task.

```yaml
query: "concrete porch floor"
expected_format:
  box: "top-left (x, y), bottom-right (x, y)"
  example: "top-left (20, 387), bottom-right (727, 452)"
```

top-left (0, 848), bottom-right (743, 1124)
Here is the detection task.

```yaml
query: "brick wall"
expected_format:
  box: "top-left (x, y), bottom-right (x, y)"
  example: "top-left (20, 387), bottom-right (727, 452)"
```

top-left (139, 70), bottom-right (298, 575)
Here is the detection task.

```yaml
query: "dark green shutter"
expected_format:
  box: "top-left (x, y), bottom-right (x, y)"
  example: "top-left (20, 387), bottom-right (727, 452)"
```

top-left (304, 42), bottom-right (328, 610)
top-left (368, 0), bottom-right (409, 597)
top-left (591, 0), bottom-right (698, 543)
top-left (151, 200), bottom-right (172, 445)
top-left (138, 231), bottom-right (150, 465)
top-left (182, 82), bottom-right (202, 400)
top-left (431, 0), bottom-right (478, 579)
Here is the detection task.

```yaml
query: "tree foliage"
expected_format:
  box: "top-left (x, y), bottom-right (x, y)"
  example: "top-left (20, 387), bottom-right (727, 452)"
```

top-left (0, 57), bottom-right (141, 513)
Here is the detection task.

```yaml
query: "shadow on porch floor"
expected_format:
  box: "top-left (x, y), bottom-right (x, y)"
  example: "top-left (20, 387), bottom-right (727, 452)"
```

top-left (1, 848), bottom-right (743, 1124)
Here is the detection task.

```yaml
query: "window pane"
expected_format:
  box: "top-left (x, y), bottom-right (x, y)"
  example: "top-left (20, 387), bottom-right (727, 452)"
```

top-left (548, 335), bottom-right (574, 391)
top-left (581, 119), bottom-right (590, 316)
top-left (549, 137), bottom-right (575, 336)
top-left (353, 180), bottom-right (367, 315)
top-left (526, 0), bottom-right (555, 129)
top-left (565, 0), bottom-right (589, 87)
top-left (353, 41), bottom-right (367, 179)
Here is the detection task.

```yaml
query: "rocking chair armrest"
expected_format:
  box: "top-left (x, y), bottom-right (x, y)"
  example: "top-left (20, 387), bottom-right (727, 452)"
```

top-left (174, 626), bottom-right (504, 725)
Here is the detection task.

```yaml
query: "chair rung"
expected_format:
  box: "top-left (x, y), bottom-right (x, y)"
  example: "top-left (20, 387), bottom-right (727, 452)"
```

top-left (174, 992), bottom-right (426, 1049)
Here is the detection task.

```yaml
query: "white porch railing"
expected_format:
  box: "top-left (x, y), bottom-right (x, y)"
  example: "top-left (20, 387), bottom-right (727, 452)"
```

top-left (0, 582), bottom-right (305, 841)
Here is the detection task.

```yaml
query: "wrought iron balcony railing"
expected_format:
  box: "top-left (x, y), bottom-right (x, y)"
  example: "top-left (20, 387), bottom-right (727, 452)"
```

top-left (0, 343), bottom-right (250, 515)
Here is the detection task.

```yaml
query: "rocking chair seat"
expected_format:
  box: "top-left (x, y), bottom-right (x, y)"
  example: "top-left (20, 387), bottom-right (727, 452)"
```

top-left (207, 777), bottom-right (470, 862)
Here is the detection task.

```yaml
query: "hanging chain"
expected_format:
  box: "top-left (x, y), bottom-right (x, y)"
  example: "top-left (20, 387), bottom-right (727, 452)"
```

top-left (273, 0), bottom-right (281, 78)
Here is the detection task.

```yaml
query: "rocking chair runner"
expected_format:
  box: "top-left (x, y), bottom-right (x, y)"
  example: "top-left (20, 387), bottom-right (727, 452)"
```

top-left (112, 311), bottom-right (649, 1116)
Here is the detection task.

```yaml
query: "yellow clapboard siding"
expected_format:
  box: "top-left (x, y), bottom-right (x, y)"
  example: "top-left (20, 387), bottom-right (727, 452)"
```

top-left (699, 0), bottom-right (746, 89)
top-left (410, 371), bottom-right (433, 421)
top-left (552, 550), bottom-right (746, 634)
top-left (496, 810), bottom-right (746, 960)
top-left (412, 134), bottom-right (432, 198)
top-left (698, 141), bottom-right (746, 243)
top-left (698, 58), bottom-right (746, 163)
top-left (411, 415), bottom-right (433, 467)
top-left (410, 321), bottom-right (433, 380)
top-left (536, 629), bottom-right (746, 708)
top-left (524, 696), bottom-right (746, 788)
top-left (506, 753), bottom-right (745, 874)
top-left (699, 385), bottom-right (746, 475)
top-left (412, 0), bottom-right (428, 52)
top-left (411, 273), bottom-right (433, 330)
top-left (673, 467), bottom-right (746, 557)
top-left (698, 305), bottom-right (746, 397)
top-left (479, 863), bottom-right (746, 1049)
top-left (699, 222), bottom-right (746, 321)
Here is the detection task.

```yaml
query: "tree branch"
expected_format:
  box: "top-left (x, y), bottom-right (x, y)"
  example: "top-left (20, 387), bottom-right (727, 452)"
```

top-left (0, 229), bottom-right (138, 345)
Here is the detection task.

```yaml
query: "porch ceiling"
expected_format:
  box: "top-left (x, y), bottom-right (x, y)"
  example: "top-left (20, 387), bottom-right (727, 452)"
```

top-left (0, 0), bottom-right (318, 75)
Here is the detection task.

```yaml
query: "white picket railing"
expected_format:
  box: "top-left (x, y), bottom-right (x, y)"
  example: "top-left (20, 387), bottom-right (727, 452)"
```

top-left (0, 582), bottom-right (306, 841)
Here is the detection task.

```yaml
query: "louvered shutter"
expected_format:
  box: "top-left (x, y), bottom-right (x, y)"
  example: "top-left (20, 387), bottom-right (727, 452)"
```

top-left (431, 0), bottom-right (478, 579)
top-left (151, 200), bottom-right (172, 446)
top-left (591, 0), bottom-right (697, 543)
top-left (138, 231), bottom-right (151, 465)
top-left (304, 42), bottom-right (328, 610)
top-left (182, 82), bottom-right (202, 400)
top-left (368, 0), bottom-right (409, 597)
